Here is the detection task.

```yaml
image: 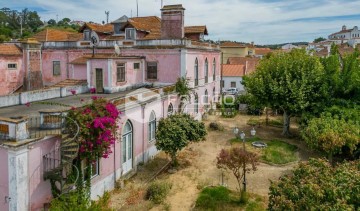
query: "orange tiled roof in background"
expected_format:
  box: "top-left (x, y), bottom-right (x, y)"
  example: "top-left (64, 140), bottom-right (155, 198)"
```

top-left (32, 28), bottom-right (83, 42)
top-left (127, 16), bottom-right (161, 40)
top-left (220, 42), bottom-right (247, 48)
top-left (227, 57), bottom-right (260, 74)
top-left (255, 48), bottom-right (272, 56)
top-left (184, 26), bottom-right (208, 35)
top-left (222, 64), bottom-right (245, 77)
top-left (79, 23), bottom-right (113, 34)
top-left (0, 44), bottom-right (22, 56)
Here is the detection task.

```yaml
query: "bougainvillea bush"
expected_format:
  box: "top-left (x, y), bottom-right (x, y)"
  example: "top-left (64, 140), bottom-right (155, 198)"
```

top-left (67, 96), bottom-right (120, 162)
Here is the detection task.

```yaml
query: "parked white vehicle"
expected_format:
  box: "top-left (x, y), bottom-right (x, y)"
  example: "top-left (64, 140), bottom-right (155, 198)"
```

top-left (223, 88), bottom-right (238, 95)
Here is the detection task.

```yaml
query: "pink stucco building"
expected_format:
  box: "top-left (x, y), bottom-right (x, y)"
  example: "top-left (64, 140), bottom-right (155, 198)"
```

top-left (0, 4), bottom-right (220, 211)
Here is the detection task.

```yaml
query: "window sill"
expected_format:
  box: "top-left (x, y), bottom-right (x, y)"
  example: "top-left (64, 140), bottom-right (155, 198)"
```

top-left (146, 79), bottom-right (158, 82)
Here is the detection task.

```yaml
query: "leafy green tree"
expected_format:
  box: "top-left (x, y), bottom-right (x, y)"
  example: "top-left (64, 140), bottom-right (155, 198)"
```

top-left (313, 37), bottom-right (326, 43)
top-left (155, 114), bottom-right (206, 167)
top-left (268, 159), bottom-right (360, 210)
top-left (243, 49), bottom-right (327, 136)
top-left (48, 19), bottom-right (56, 25)
top-left (302, 114), bottom-right (360, 163)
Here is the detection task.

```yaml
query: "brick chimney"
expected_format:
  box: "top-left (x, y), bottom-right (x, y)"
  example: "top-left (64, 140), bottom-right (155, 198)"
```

top-left (161, 4), bottom-right (185, 39)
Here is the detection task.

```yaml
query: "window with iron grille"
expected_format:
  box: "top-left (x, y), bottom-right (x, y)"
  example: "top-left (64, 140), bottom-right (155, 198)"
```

top-left (117, 63), bottom-right (126, 82)
top-left (7, 63), bottom-right (17, 69)
top-left (53, 61), bottom-right (60, 76)
top-left (147, 62), bottom-right (157, 80)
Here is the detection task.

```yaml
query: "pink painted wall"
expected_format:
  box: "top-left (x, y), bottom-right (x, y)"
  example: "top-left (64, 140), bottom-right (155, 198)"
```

top-left (71, 64), bottom-right (87, 80)
top-left (28, 137), bottom-right (61, 211)
top-left (0, 147), bottom-right (9, 211)
top-left (185, 49), bottom-right (221, 80)
top-left (110, 59), bottom-right (143, 87)
top-left (122, 49), bottom-right (182, 83)
top-left (0, 56), bottom-right (24, 95)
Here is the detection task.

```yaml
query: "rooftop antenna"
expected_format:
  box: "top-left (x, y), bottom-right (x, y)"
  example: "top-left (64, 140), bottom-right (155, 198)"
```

top-left (105, 11), bottom-right (109, 24)
top-left (136, 0), bottom-right (139, 17)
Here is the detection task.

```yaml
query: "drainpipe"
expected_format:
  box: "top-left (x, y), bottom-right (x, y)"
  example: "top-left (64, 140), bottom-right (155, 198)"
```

top-left (142, 104), bottom-right (145, 163)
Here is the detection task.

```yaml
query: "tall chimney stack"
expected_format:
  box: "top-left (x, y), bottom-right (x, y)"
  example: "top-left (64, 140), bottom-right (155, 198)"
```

top-left (161, 4), bottom-right (185, 39)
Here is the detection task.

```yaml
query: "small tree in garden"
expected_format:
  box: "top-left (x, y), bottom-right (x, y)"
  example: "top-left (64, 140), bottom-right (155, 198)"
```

top-left (268, 159), bottom-right (360, 210)
top-left (216, 147), bottom-right (258, 195)
top-left (156, 114), bottom-right (206, 167)
top-left (175, 77), bottom-right (191, 113)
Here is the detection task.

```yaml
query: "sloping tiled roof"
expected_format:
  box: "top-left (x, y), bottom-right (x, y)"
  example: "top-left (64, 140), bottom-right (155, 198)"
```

top-left (79, 23), bottom-right (113, 34)
top-left (227, 57), bottom-right (260, 74)
top-left (329, 29), bottom-right (352, 36)
top-left (220, 42), bottom-right (247, 48)
top-left (185, 26), bottom-right (208, 35)
top-left (69, 56), bottom-right (88, 65)
top-left (0, 44), bottom-right (22, 56)
top-left (50, 79), bottom-right (87, 88)
top-left (255, 48), bottom-right (272, 55)
top-left (32, 28), bottom-right (83, 42)
top-left (222, 64), bottom-right (245, 77)
top-left (127, 16), bottom-right (161, 39)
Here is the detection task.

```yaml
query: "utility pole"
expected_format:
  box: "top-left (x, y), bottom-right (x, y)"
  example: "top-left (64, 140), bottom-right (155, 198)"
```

top-left (161, 0), bottom-right (163, 8)
top-left (19, 15), bottom-right (23, 37)
top-left (105, 11), bottom-right (109, 24)
top-left (136, 0), bottom-right (139, 17)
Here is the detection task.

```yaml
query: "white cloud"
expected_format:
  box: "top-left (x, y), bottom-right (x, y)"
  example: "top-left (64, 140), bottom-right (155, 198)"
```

top-left (6, 0), bottom-right (360, 44)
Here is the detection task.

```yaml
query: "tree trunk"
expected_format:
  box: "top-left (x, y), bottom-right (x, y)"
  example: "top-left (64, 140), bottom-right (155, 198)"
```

top-left (282, 111), bottom-right (291, 136)
top-left (265, 107), bottom-right (269, 126)
top-left (171, 153), bottom-right (178, 167)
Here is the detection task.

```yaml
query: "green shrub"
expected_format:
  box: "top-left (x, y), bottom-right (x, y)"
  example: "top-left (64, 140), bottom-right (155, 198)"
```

top-left (145, 181), bottom-right (172, 204)
top-left (50, 191), bottom-right (111, 211)
top-left (195, 186), bottom-right (231, 209)
top-left (209, 122), bottom-right (224, 131)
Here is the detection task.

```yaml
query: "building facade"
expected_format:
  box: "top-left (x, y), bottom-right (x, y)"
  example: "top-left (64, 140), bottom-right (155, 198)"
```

top-left (0, 4), bottom-right (220, 211)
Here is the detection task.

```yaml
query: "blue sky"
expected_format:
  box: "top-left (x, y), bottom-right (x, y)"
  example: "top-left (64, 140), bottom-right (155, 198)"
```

top-left (2, 0), bottom-right (360, 44)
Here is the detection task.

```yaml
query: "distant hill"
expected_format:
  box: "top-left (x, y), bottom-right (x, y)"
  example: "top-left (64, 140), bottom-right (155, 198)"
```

top-left (256, 42), bottom-right (309, 50)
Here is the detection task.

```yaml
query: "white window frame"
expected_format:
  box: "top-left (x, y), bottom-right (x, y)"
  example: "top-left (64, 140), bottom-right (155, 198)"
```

top-left (82, 158), bottom-right (100, 180)
top-left (133, 62), bottom-right (140, 70)
top-left (7, 63), bottom-right (17, 70)
top-left (148, 111), bottom-right (156, 142)
top-left (125, 28), bottom-right (136, 40)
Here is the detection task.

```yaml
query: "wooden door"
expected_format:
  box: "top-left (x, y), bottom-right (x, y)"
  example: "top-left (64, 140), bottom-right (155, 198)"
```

top-left (95, 68), bottom-right (103, 93)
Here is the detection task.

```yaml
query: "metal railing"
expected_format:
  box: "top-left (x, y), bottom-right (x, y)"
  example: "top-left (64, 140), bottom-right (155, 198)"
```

top-left (28, 116), bottom-right (63, 139)
top-left (43, 150), bottom-right (61, 174)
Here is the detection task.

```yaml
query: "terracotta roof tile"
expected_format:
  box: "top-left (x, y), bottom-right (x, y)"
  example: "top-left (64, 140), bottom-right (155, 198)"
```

top-left (255, 48), bottom-right (272, 55)
top-left (220, 42), bottom-right (247, 48)
top-left (0, 44), bottom-right (22, 56)
top-left (69, 56), bottom-right (88, 65)
top-left (222, 64), bottom-right (245, 77)
top-left (50, 79), bottom-right (87, 88)
top-left (32, 28), bottom-right (82, 42)
top-left (126, 16), bottom-right (161, 40)
top-left (329, 29), bottom-right (352, 36)
top-left (227, 57), bottom-right (259, 74)
top-left (185, 26), bottom-right (208, 35)
top-left (80, 23), bottom-right (113, 34)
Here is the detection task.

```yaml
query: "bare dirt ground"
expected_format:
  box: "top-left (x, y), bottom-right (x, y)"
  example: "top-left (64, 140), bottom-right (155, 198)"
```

top-left (109, 114), bottom-right (317, 211)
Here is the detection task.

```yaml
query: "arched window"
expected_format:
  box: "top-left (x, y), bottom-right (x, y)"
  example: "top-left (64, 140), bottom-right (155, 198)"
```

top-left (194, 58), bottom-right (199, 86)
top-left (148, 111), bottom-right (156, 142)
top-left (213, 58), bottom-right (216, 81)
top-left (205, 58), bottom-right (208, 83)
top-left (122, 120), bottom-right (133, 175)
top-left (194, 93), bottom-right (199, 114)
top-left (213, 87), bottom-right (216, 102)
top-left (167, 103), bottom-right (174, 116)
top-left (204, 89), bottom-right (209, 110)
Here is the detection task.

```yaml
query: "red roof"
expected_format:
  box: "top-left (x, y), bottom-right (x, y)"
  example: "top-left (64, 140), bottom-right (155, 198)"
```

top-left (32, 28), bottom-right (83, 42)
top-left (227, 57), bottom-right (259, 74)
top-left (0, 44), bottom-right (22, 56)
top-left (220, 42), bottom-right (247, 48)
top-left (185, 26), bottom-right (208, 35)
top-left (255, 48), bottom-right (272, 55)
top-left (79, 23), bottom-right (113, 34)
top-left (127, 16), bottom-right (161, 40)
top-left (222, 64), bottom-right (245, 77)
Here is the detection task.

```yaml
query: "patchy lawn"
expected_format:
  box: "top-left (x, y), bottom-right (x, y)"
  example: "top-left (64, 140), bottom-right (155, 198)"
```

top-left (262, 140), bottom-right (298, 164)
top-left (109, 114), bottom-right (317, 210)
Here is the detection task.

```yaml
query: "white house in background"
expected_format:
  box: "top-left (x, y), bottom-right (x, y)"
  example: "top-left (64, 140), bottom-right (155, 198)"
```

top-left (281, 43), bottom-right (299, 51)
top-left (221, 64), bottom-right (245, 92)
top-left (328, 25), bottom-right (360, 46)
